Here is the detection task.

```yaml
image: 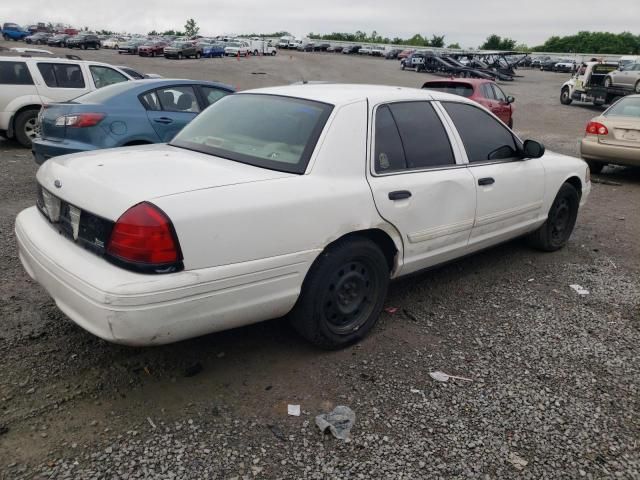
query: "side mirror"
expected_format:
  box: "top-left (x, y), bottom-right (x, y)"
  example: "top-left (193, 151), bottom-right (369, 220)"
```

top-left (522, 139), bottom-right (545, 159)
top-left (506, 95), bottom-right (515, 104)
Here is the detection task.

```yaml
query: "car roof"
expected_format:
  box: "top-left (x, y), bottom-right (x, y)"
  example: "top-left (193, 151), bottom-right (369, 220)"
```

top-left (117, 78), bottom-right (235, 92)
top-left (242, 83), bottom-right (471, 106)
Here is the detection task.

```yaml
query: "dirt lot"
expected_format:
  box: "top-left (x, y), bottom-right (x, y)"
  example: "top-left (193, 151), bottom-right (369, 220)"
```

top-left (0, 42), bottom-right (639, 479)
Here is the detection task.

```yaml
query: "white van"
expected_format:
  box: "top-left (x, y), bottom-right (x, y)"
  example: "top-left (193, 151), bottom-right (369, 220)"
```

top-left (0, 55), bottom-right (135, 147)
top-left (277, 36), bottom-right (294, 48)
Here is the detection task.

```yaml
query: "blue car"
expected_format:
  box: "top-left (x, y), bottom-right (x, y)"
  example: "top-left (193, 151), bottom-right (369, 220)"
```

top-left (32, 79), bottom-right (234, 164)
top-left (200, 42), bottom-right (226, 58)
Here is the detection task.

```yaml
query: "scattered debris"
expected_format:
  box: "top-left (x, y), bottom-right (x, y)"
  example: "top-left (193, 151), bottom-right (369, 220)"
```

top-left (143, 366), bottom-right (151, 376)
top-left (146, 417), bottom-right (157, 429)
top-left (267, 424), bottom-right (286, 441)
top-left (315, 405), bottom-right (356, 441)
top-left (508, 452), bottom-right (529, 470)
top-left (184, 362), bottom-right (203, 377)
top-left (429, 371), bottom-right (473, 383)
top-left (569, 284), bottom-right (589, 296)
top-left (0, 425), bottom-right (8, 436)
top-left (287, 404), bottom-right (301, 416)
top-left (402, 308), bottom-right (419, 322)
top-left (410, 388), bottom-right (422, 394)
top-left (384, 307), bottom-right (398, 314)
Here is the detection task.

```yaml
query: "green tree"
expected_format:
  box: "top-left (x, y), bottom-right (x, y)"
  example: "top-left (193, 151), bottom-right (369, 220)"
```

top-left (430, 35), bottom-right (445, 48)
top-left (184, 18), bottom-right (199, 38)
top-left (480, 34), bottom-right (516, 50)
top-left (447, 42), bottom-right (461, 49)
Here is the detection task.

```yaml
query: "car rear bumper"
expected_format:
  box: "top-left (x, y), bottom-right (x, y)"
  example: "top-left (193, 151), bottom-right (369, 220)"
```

top-left (15, 206), bottom-right (315, 346)
top-left (580, 137), bottom-right (640, 166)
top-left (32, 138), bottom-right (99, 164)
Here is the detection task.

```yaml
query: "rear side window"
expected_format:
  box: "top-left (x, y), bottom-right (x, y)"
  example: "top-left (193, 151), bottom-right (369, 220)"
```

top-left (156, 86), bottom-right (200, 113)
top-left (139, 90), bottom-right (161, 111)
top-left (374, 105), bottom-right (406, 172)
top-left (443, 102), bottom-right (518, 162)
top-left (89, 66), bottom-right (128, 89)
top-left (37, 63), bottom-right (85, 88)
top-left (374, 102), bottom-right (455, 173)
top-left (0, 61), bottom-right (33, 85)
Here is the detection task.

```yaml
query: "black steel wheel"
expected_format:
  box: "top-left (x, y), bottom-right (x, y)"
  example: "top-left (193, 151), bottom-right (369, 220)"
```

top-left (529, 183), bottom-right (579, 252)
top-left (289, 237), bottom-right (390, 349)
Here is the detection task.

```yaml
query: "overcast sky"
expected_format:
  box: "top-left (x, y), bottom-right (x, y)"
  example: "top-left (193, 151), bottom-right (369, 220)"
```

top-left (2, 0), bottom-right (639, 47)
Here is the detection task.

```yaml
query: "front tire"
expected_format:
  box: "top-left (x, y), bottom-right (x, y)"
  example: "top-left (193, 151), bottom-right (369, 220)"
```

top-left (560, 87), bottom-right (573, 105)
top-left (178, 52), bottom-right (183, 60)
top-left (289, 237), bottom-right (390, 349)
top-left (14, 109), bottom-right (40, 148)
top-left (529, 183), bottom-right (579, 252)
top-left (196, 51), bottom-right (201, 59)
top-left (635, 80), bottom-right (640, 94)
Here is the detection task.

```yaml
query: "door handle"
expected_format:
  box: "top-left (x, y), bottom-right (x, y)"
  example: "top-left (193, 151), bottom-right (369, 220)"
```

top-left (478, 177), bottom-right (495, 186)
top-left (388, 190), bottom-right (412, 200)
top-left (153, 117), bottom-right (173, 124)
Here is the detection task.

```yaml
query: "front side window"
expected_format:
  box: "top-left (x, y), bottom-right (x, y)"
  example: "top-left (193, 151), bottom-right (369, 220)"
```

top-left (443, 102), bottom-right (519, 162)
top-left (0, 61), bottom-right (33, 85)
top-left (200, 86), bottom-right (230, 106)
top-left (491, 84), bottom-right (507, 102)
top-left (171, 94), bottom-right (333, 174)
top-left (89, 66), bottom-right (128, 89)
top-left (155, 86), bottom-right (200, 113)
top-left (37, 63), bottom-right (85, 88)
top-left (480, 83), bottom-right (495, 100)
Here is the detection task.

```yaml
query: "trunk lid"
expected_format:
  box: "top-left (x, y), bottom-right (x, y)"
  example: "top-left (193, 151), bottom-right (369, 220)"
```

top-left (39, 103), bottom-right (73, 141)
top-left (597, 115), bottom-right (640, 149)
top-left (36, 144), bottom-right (293, 220)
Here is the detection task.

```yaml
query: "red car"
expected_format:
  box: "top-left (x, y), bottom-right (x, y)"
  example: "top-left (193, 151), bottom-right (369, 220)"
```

top-left (397, 49), bottom-right (415, 60)
top-left (138, 41), bottom-right (168, 57)
top-left (422, 78), bottom-right (515, 128)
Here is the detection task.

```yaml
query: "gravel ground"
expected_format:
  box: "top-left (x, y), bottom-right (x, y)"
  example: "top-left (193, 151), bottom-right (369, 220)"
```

top-left (0, 42), bottom-right (639, 479)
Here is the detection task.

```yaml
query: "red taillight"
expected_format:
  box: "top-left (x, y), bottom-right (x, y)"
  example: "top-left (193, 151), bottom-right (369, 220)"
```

top-left (586, 121), bottom-right (608, 136)
top-left (55, 113), bottom-right (105, 128)
top-left (107, 202), bottom-right (181, 266)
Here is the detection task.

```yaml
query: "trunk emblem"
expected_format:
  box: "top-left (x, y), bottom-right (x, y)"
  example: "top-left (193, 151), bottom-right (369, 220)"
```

top-left (54, 179), bottom-right (62, 189)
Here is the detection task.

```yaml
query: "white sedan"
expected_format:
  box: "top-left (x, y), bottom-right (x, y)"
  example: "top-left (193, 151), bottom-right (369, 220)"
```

top-left (15, 85), bottom-right (590, 348)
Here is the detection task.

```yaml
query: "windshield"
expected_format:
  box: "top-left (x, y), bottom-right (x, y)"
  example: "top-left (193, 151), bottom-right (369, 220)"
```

top-left (605, 97), bottom-right (640, 118)
top-left (171, 94), bottom-right (334, 174)
top-left (227, 42), bottom-right (240, 47)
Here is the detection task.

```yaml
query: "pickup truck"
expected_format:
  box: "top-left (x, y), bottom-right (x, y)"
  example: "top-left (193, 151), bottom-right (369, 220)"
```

top-left (560, 62), bottom-right (629, 106)
top-left (2, 23), bottom-right (30, 41)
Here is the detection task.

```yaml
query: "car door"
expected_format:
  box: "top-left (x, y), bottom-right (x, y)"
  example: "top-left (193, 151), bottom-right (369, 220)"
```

top-left (366, 101), bottom-right (477, 275)
top-left (144, 85), bottom-right (201, 142)
top-left (440, 101), bottom-right (545, 247)
top-left (490, 84), bottom-right (512, 124)
top-left (478, 83), bottom-right (500, 117)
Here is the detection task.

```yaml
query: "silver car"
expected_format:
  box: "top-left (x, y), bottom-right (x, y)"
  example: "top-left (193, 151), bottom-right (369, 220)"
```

top-left (604, 63), bottom-right (640, 93)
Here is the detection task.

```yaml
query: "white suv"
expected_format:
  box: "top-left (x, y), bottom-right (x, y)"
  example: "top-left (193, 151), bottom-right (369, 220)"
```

top-left (0, 55), bottom-right (136, 147)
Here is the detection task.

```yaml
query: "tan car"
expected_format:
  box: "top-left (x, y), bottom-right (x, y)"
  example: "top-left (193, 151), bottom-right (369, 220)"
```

top-left (580, 95), bottom-right (640, 173)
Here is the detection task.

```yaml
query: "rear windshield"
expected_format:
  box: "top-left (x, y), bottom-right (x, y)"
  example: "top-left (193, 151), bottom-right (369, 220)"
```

top-left (605, 97), bottom-right (640, 118)
top-left (422, 82), bottom-right (474, 98)
top-left (171, 94), bottom-right (333, 174)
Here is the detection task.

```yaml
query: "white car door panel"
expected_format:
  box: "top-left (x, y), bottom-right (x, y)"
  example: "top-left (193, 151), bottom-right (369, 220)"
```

top-left (440, 101), bottom-right (546, 246)
top-left (366, 101), bottom-right (476, 275)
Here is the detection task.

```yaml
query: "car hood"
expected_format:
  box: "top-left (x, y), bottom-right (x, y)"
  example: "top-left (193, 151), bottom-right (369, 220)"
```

top-left (36, 144), bottom-right (293, 220)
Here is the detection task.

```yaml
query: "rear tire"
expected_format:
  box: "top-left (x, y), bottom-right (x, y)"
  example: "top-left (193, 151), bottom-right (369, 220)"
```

top-left (635, 80), bottom-right (640, 94)
top-left (196, 51), bottom-right (201, 59)
top-left (529, 183), bottom-right (579, 252)
top-left (14, 109), bottom-right (40, 148)
top-left (288, 237), bottom-right (389, 349)
top-left (586, 160), bottom-right (605, 174)
top-left (178, 52), bottom-right (183, 60)
top-left (560, 87), bottom-right (572, 105)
